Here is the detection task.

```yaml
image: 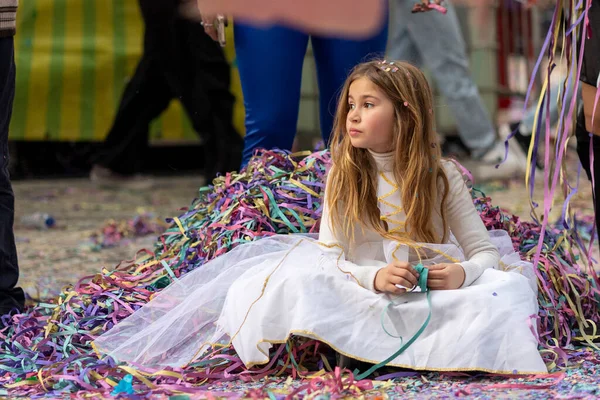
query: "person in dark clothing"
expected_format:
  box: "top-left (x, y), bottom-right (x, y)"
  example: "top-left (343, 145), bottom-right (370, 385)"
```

top-left (576, 0), bottom-right (600, 249)
top-left (91, 0), bottom-right (241, 185)
top-left (0, 0), bottom-right (26, 318)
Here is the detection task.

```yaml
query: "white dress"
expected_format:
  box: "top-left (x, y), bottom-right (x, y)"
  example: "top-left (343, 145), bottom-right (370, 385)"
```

top-left (93, 154), bottom-right (547, 374)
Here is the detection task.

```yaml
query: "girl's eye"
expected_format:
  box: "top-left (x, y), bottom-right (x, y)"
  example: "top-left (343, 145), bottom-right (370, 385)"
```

top-left (348, 103), bottom-right (356, 110)
top-left (364, 103), bottom-right (374, 109)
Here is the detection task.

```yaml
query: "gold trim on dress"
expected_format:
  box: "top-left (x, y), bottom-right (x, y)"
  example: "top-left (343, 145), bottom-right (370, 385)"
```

top-left (239, 329), bottom-right (548, 375)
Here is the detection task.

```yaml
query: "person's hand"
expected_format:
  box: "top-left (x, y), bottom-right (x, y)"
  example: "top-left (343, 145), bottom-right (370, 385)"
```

top-left (426, 263), bottom-right (465, 290)
top-left (374, 261), bottom-right (420, 294)
top-left (201, 14), bottom-right (219, 42)
top-left (179, 1), bottom-right (221, 42)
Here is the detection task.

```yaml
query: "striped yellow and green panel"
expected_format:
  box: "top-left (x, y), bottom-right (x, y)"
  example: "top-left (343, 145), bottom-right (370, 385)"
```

top-left (11, 0), bottom-right (245, 143)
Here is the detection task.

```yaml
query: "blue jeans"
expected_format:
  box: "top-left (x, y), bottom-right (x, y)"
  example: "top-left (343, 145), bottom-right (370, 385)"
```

top-left (235, 21), bottom-right (388, 166)
top-left (387, 0), bottom-right (495, 155)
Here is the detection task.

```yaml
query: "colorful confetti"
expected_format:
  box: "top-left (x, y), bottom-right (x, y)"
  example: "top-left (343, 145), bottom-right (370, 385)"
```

top-left (89, 212), bottom-right (169, 250)
top-left (1, 148), bottom-right (599, 399)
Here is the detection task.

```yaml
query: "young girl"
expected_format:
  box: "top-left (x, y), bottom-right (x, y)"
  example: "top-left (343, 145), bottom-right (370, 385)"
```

top-left (93, 60), bottom-right (546, 374)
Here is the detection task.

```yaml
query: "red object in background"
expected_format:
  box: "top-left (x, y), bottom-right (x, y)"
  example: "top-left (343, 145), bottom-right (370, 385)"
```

top-left (496, 2), bottom-right (537, 110)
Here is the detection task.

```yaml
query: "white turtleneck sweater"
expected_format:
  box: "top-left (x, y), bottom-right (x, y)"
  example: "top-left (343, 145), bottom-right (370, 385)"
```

top-left (318, 150), bottom-right (500, 292)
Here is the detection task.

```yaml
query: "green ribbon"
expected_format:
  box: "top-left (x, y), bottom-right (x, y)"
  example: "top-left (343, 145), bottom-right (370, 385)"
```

top-left (355, 263), bottom-right (431, 380)
top-left (260, 185), bottom-right (300, 234)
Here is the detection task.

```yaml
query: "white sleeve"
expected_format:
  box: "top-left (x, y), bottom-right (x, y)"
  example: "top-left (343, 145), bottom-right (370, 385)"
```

top-left (444, 164), bottom-right (500, 287)
top-left (318, 173), bottom-right (384, 292)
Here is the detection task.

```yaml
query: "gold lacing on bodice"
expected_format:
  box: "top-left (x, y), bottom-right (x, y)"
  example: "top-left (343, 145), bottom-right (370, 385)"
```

top-left (378, 172), bottom-right (460, 263)
top-left (378, 172), bottom-right (406, 235)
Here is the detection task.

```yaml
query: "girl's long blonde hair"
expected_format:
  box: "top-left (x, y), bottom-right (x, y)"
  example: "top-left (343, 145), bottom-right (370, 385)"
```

top-left (327, 60), bottom-right (450, 245)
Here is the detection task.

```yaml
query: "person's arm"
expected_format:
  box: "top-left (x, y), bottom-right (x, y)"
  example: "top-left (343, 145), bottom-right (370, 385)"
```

top-left (318, 173), bottom-right (384, 292)
top-left (444, 163), bottom-right (500, 287)
top-left (582, 83), bottom-right (600, 135)
top-left (194, 0), bottom-right (386, 38)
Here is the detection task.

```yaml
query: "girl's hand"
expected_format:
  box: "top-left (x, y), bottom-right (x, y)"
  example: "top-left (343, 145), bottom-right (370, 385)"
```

top-left (374, 261), bottom-right (420, 294)
top-left (427, 263), bottom-right (465, 290)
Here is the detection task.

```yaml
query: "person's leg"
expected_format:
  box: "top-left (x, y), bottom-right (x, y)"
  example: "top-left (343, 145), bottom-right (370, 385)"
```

top-left (173, 17), bottom-right (242, 178)
top-left (0, 37), bottom-right (25, 316)
top-left (389, 0), bottom-right (496, 155)
top-left (387, 0), bottom-right (422, 67)
top-left (581, 0), bottom-right (600, 135)
top-left (578, 0), bottom-right (600, 244)
top-left (94, 55), bottom-right (172, 175)
top-left (138, 0), bottom-right (183, 93)
top-left (576, 108), bottom-right (600, 248)
top-left (234, 23), bottom-right (308, 166)
top-left (311, 11), bottom-right (388, 144)
top-left (94, 0), bottom-right (174, 175)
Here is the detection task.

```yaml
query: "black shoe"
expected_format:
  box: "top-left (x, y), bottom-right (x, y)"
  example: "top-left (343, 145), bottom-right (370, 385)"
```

top-left (0, 287), bottom-right (25, 318)
top-left (335, 353), bottom-right (400, 379)
top-left (336, 353), bottom-right (372, 373)
top-left (441, 135), bottom-right (470, 159)
top-left (337, 352), bottom-right (421, 380)
top-left (511, 122), bottom-right (544, 169)
top-left (203, 129), bottom-right (243, 184)
top-left (0, 305), bottom-right (23, 329)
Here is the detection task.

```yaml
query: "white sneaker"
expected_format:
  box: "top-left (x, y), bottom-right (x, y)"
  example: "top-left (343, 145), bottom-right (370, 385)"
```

top-left (463, 125), bottom-right (529, 183)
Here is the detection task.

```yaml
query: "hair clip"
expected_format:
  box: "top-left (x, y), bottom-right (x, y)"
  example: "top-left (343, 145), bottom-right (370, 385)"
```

top-left (378, 60), bottom-right (399, 73)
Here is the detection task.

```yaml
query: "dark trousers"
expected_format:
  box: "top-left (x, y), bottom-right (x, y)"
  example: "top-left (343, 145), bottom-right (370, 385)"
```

top-left (581, 0), bottom-right (600, 86)
top-left (576, 109), bottom-right (600, 250)
top-left (576, 0), bottom-right (600, 250)
top-left (0, 36), bottom-right (25, 315)
top-left (96, 0), bottom-right (241, 178)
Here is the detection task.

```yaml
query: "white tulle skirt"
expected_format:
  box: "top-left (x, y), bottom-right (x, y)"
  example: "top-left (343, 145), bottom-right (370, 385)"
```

top-left (93, 230), bottom-right (547, 374)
